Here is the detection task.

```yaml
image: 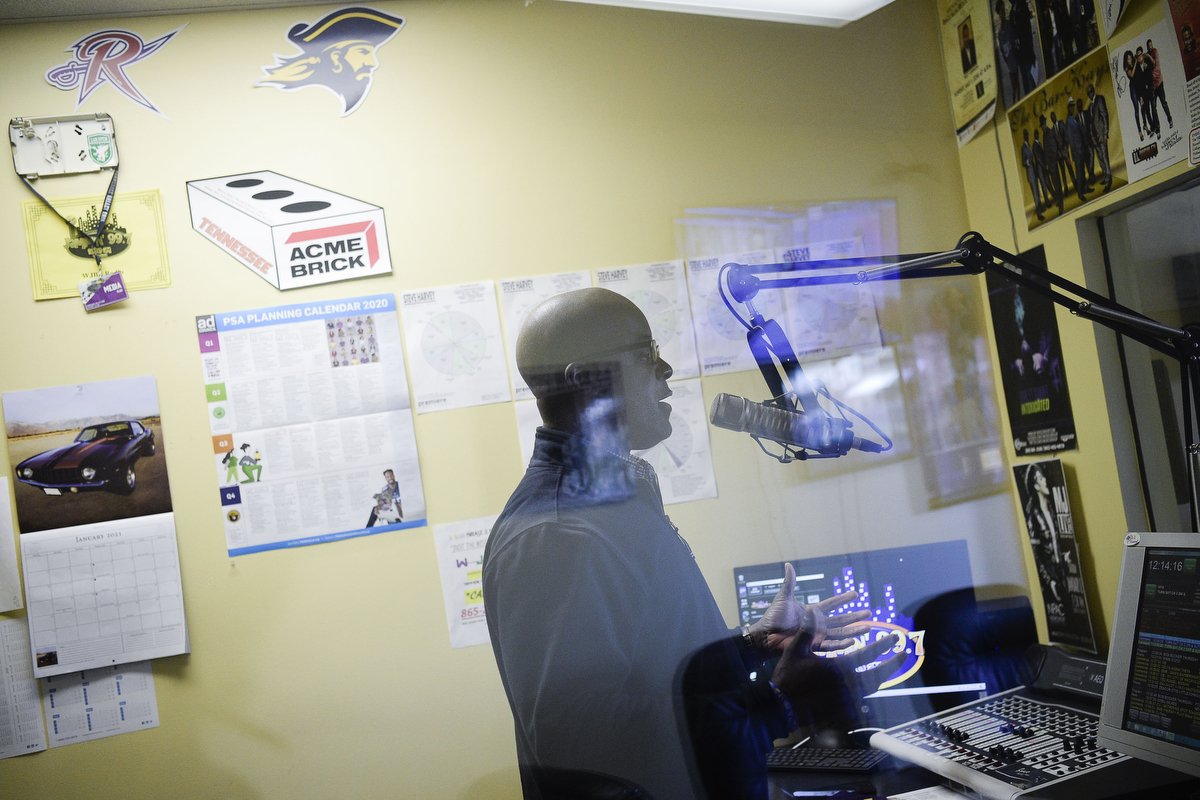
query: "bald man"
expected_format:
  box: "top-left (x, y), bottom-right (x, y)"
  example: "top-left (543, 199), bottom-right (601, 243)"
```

top-left (482, 288), bottom-right (890, 799)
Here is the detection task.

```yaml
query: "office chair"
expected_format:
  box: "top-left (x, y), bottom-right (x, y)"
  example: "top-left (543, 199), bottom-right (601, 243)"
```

top-left (913, 586), bottom-right (1039, 711)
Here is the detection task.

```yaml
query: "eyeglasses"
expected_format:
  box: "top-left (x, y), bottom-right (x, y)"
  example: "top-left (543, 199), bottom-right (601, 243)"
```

top-left (564, 338), bottom-right (667, 382)
top-left (586, 338), bottom-right (660, 367)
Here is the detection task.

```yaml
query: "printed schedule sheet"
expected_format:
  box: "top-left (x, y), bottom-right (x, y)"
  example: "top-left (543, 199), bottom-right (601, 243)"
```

top-left (196, 294), bottom-right (427, 556)
top-left (20, 513), bottom-right (187, 679)
top-left (0, 618), bottom-right (46, 760)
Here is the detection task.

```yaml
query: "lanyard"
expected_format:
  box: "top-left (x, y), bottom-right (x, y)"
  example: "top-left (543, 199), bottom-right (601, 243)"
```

top-left (20, 166), bottom-right (120, 270)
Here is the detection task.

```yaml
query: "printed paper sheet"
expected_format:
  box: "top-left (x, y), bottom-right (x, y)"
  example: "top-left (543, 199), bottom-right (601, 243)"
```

top-left (776, 237), bottom-right (882, 360)
top-left (1110, 16), bottom-right (1190, 182)
top-left (0, 618), bottom-right (46, 760)
top-left (20, 513), bottom-right (187, 678)
top-left (498, 270), bottom-right (592, 400)
top-left (3, 376), bottom-right (187, 677)
top-left (686, 249), bottom-right (789, 376)
top-left (196, 294), bottom-right (426, 556)
top-left (400, 281), bottom-right (512, 413)
top-left (0, 479), bottom-right (21, 612)
top-left (433, 516), bottom-right (496, 649)
top-left (43, 661), bottom-right (158, 747)
top-left (938, 0), bottom-right (998, 145)
top-left (1167, 0), bottom-right (1200, 165)
top-left (594, 260), bottom-right (701, 380)
top-left (686, 242), bottom-right (881, 377)
top-left (21, 189), bottom-right (171, 301)
top-left (515, 380), bottom-right (717, 506)
top-left (633, 379), bottom-right (717, 505)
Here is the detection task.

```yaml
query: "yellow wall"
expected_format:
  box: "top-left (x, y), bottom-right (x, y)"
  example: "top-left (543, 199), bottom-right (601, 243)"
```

top-left (957, 0), bottom-right (1197, 650)
top-left (0, 1), bottom-right (990, 797)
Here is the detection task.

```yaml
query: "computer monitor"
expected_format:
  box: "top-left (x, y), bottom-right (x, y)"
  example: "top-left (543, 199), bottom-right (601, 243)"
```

top-left (1097, 531), bottom-right (1200, 778)
top-left (733, 539), bottom-right (984, 728)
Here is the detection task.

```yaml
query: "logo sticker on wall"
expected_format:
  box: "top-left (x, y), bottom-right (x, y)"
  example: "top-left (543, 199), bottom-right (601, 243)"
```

top-left (45, 28), bottom-right (182, 114)
top-left (257, 6), bottom-right (405, 116)
top-left (185, 170), bottom-right (393, 290)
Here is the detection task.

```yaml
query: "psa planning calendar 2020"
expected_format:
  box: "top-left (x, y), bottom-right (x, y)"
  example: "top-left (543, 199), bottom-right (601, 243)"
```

top-left (196, 293), bottom-right (427, 557)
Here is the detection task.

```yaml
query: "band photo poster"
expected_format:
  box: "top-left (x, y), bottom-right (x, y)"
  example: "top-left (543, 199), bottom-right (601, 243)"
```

top-left (1013, 458), bottom-right (1097, 652)
top-left (1008, 46), bottom-right (1127, 229)
top-left (1108, 12), bottom-right (1191, 181)
top-left (993, 0), bottom-right (1101, 110)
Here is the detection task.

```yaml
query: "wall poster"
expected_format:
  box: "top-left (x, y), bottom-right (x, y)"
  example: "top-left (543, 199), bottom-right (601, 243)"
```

top-left (1013, 458), bottom-right (1097, 653)
top-left (399, 281), bottom-right (512, 413)
top-left (2, 376), bottom-right (187, 678)
top-left (0, 480), bottom-right (21, 612)
top-left (940, 0), bottom-right (999, 145)
top-left (993, 0), bottom-right (1047, 109)
top-left (1168, 0), bottom-right (1200, 165)
top-left (433, 516), bottom-right (495, 649)
top-left (986, 245), bottom-right (1078, 455)
top-left (1008, 46), bottom-right (1127, 229)
top-left (594, 260), bottom-right (702, 380)
top-left (498, 270), bottom-right (592, 401)
top-left (196, 293), bottom-right (427, 556)
top-left (21, 189), bottom-right (171, 301)
top-left (1109, 13), bottom-right (1190, 182)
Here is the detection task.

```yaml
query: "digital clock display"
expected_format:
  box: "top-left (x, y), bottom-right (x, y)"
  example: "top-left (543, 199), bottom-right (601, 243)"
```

top-left (1144, 548), bottom-right (1199, 582)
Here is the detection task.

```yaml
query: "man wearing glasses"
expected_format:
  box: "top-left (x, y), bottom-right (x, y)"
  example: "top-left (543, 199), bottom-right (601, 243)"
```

top-left (483, 288), bottom-right (892, 799)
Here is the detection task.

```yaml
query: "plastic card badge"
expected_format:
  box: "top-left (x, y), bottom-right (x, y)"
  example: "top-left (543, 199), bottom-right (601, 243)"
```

top-left (79, 272), bottom-right (128, 311)
top-left (9, 114), bottom-right (118, 178)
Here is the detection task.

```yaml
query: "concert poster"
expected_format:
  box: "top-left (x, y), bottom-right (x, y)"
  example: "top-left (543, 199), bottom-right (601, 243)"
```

top-left (1008, 46), bottom-right (1128, 230)
top-left (940, 0), bottom-right (998, 145)
top-left (1108, 14), bottom-right (1190, 182)
top-left (1012, 458), bottom-right (1097, 653)
top-left (986, 245), bottom-right (1078, 456)
top-left (993, 0), bottom-right (1049, 109)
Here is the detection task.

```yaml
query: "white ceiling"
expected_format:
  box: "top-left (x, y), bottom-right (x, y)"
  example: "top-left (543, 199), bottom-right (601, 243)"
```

top-left (0, 0), bottom-right (324, 24)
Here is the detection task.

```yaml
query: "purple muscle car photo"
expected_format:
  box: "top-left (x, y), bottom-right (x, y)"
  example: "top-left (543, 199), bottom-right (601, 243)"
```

top-left (14, 419), bottom-right (157, 495)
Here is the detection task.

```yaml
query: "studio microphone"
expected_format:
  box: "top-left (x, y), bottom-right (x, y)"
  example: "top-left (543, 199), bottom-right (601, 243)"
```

top-left (709, 392), bottom-right (884, 456)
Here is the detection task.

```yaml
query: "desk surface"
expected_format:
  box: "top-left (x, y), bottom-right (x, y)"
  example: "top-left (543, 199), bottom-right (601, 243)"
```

top-left (769, 759), bottom-right (1200, 800)
top-left (769, 756), bottom-right (942, 798)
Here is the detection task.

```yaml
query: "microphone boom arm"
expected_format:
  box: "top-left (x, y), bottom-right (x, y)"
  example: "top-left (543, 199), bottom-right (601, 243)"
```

top-left (721, 230), bottom-right (1200, 530)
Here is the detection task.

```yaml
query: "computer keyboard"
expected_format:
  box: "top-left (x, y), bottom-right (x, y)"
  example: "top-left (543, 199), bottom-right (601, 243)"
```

top-left (766, 746), bottom-right (890, 772)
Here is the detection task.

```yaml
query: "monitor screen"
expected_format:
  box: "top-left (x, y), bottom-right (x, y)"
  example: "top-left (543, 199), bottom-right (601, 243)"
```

top-left (1099, 532), bottom-right (1200, 777)
top-left (733, 539), bottom-right (983, 727)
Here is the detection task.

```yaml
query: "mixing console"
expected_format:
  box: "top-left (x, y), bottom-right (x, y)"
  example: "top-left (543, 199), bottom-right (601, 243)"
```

top-left (871, 687), bottom-right (1127, 798)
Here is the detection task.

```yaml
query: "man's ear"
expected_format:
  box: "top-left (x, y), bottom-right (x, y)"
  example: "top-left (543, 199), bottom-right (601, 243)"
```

top-left (563, 362), bottom-right (588, 390)
top-left (564, 361), bottom-right (614, 393)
